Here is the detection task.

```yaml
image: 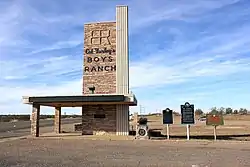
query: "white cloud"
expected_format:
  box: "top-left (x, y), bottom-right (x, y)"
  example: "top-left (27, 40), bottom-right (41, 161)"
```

top-left (1, 50), bottom-right (250, 114)
top-left (129, 0), bottom-right (240, 31)
top-left (0, 78), bottom-right (82, 114)
top-left (0, 0), bottom-right (250, 114)
top-left (0, 55), bottom-right (82, 82)
top-left (3, 76), bottom-right (27, 80)
top-left (28, 40), bottom-right (83, 55)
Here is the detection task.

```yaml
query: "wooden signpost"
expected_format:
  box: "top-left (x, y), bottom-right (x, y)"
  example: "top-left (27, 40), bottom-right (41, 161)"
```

top-left (206, 114), bottom-right (224, 140)
top-left (181, 102), bottom-right (195, 140)
top-left (162, 108), bottom-right (173, 140)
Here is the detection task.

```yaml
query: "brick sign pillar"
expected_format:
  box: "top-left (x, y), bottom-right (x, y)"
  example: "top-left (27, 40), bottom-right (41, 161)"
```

top-left (82, 19), bottom-right (117, 135)
top-left (54, 107), bottom-right (61, 133)
top-left (31, 104), bottom-right (40, 137)
top-left (83, 22), bottom-right (116, 94)
top-left (81, 6), bottom-right (131, 136)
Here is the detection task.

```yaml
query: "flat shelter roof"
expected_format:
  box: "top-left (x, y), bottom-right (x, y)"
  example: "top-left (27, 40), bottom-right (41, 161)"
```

top-left (22, 94), bottom-right (137, 107)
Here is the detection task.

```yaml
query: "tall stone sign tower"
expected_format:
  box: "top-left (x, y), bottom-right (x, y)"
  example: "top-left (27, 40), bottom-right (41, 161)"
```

top-left (82, 6), bottom-right (131, 135)
top-left (83, 6), bottom-right (129, 96)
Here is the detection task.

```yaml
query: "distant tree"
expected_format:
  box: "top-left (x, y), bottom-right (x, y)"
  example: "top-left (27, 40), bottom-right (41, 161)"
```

top-left (218, 107), bottom-right (225, 115)
top-left (233, 109), bottom-right (238, 114)
top-left (195, 109), bottom-right (204, 115)
top-left (239, 108), bottom-right (248, 115)
top-left (225, 107), bottom-right (233, 115)
top-left (210, 107), bottom-right (218, 114)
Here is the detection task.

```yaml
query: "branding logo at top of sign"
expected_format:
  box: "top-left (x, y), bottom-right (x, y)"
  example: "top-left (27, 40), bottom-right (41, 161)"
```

top-left (165, 108), bottom-right (171, 112)
top-left (90, 30), bottom-right (111, 45)
top-left (184, 102), bottom-right (190, 107)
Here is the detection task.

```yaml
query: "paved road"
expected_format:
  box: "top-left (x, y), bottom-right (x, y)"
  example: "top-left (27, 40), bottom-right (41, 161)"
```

top-left (0, 118), bottom-right (81, 139)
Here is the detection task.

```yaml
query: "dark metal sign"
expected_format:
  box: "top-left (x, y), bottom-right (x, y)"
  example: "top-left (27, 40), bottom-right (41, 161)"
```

top-left (181, 102), bottom-right (195, 124)
top-left (162, 108), bottom-right (173, 124)
top-left (206, 114), bottom-right (224, 126)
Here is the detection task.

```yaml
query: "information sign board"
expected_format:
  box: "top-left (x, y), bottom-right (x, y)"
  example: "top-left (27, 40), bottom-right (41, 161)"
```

top-left (181, 102), bottom-right (195, 124)
top-left (206, 114), bottom-right (224, 126)
top-left (162, 108), bottom-right (173, 124)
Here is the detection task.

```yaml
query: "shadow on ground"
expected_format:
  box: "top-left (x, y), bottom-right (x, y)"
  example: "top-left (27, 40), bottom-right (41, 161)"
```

top-left (35, 131), bottom-right (250, 141)
top-left (1, 129), bottom-right (250, 142)
top-left (129, 130), bottom-right (250, 141)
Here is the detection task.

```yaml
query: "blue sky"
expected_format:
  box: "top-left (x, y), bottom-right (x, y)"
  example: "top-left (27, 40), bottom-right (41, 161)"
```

top-left (0, 0), bottom-right (250, 115)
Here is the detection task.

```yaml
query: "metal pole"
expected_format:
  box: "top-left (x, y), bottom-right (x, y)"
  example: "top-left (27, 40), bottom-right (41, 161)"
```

top-left (186, 124), bottom-right (190, 140)
top-left (167, 124), bottom-right (170, 140)
top-left (214, 125), bottom-right (217, 141)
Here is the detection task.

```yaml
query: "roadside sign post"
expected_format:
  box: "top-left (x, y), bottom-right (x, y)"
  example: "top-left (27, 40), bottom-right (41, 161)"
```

top-left (206, 114), bottom-right (224, 141)
top-left (214, 125), bottom-right (217, 141)
top-left (181, 102), bottom-right (195, 141)
top-left (166, 124), bottom-right (170, 140)
top-left (186, 124), bottom-right (190, 140)
top-left (162, 108), bottom-right (173, 140)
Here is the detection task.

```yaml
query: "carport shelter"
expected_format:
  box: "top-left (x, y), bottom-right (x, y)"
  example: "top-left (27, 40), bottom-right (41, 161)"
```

top-left (22, 94), bottom-right (137, 137)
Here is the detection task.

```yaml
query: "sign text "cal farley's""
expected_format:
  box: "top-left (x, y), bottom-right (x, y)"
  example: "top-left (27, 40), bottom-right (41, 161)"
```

top-left (85, 48), bottom-right (115, 55)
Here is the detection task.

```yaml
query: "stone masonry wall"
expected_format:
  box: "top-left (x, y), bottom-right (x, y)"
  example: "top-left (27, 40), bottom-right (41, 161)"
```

top-left (82, 105), bottom-right (116, 135)
top-left (31, 104), bottom-right (40, 137)
top-left (54, 107), bottom-right (61, 133)
top-left (83, 22), bottom-right (116, 94)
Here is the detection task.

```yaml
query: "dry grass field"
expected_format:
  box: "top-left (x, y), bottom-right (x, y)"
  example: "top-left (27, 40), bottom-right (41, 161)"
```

top-left (131, 114), bottom-right (250, 140)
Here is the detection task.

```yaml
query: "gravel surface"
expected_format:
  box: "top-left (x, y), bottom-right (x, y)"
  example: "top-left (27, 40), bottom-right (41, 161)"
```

top-left (0, 138), bottom-right (250, 167)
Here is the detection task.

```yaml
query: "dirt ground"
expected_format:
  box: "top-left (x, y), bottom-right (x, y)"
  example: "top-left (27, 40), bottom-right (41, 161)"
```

top-left (0, 138), bottom-right (250, 167)
top-left (132, 115), bottom-right (250, 141)
top-left (0, 115), bottom-right (249, 167)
